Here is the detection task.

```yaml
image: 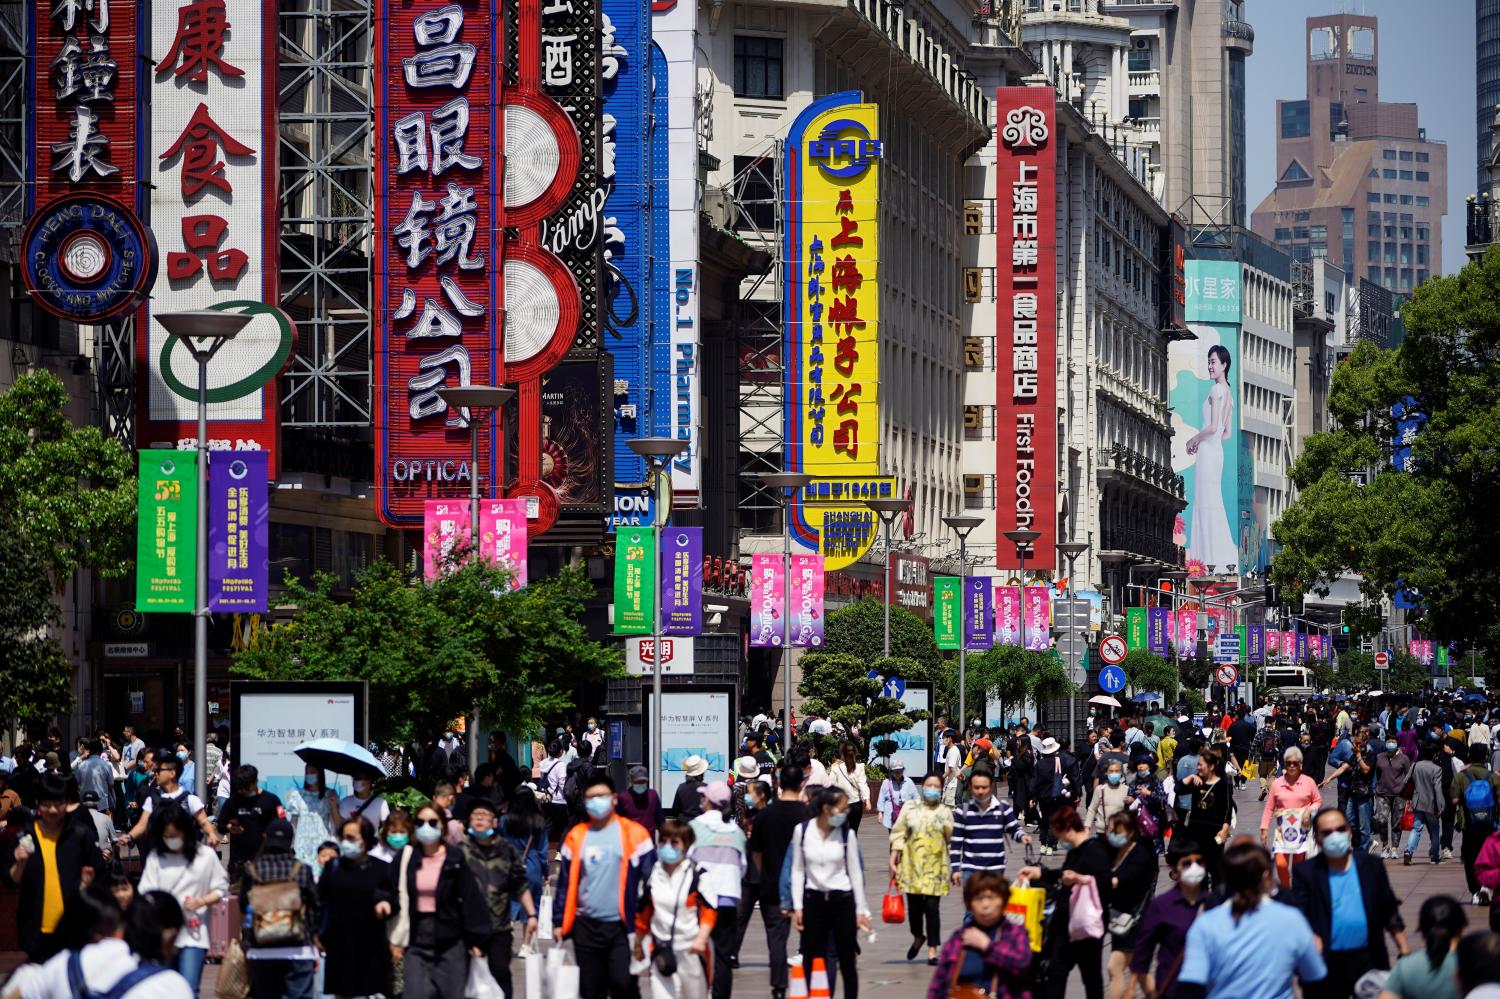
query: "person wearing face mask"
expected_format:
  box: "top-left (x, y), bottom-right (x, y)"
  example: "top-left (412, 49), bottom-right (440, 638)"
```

top-left (688, 782), bottom-right (747, 998)
top-left (1129, 838), bottom-right (1210, 999)
top-left (238, 819), bottom-right (321, 999)
top-left (890, 772), bottom-right (954, 965)
top-left (118, 756), bottom-right (219, 854)
top-left (876, 761), bottom-right (918, 830)
top-left (582, 717), bottom-right (607, 760)
top-left (316, 818), bottom-right (398, 999)
top-left (790, 787), bottom-right (872, 999)
top-left (1014, 804), bottom-right (1112, 999)
top-left (214, 765), bottom-right (285, 884)
top-left (1452, 743), bottom-right (1500, 903)
top-left (1179, 750), bottom-right (1233, 887)
top-left (923, 871), bottom-right (1033, 999)
top-left (618, 763), bottom-right (664, 832)
top-left (632, 819), bottom-right (716, 999)
top-left (427, 729), bottom-right (465, 784)
top-left (372, 809), bottom-right (414, 862)
top-left (1258, 746), bottom-right (1321, 888)
top-left (132, 804), bottom-right (227, 996)
top-left (555, 773), bottom-right (657, 998)
top-left (284, 765), bottom-right (342, 875)
top-left (1375, 734), bottom-right (1414, 859)
top-left (386, 804), bottom-right (489, 999)
top-left (338, 768), bottom-right (389, 832)
top-left (1128, 752), bottom-right (1167, 854)
top-left (459, 800), bottom-right (538, 999)
top-left (1105, 812), bottom-right (1157, 999)
top-left (1291, 807), bottom-right (1409, 999)
top-left (499, 786), bottom-right (550, 947)
top-left (1088, 761), bottom-right (1131, 835)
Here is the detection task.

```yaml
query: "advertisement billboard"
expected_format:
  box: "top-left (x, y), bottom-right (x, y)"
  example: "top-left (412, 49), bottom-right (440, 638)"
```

top-left (994, 88), bottom-right (1058, 572)
top-left (231, 681), bottom-right (366, 800)
top-left (650, 0), bottom-right (700, 503)
top-left (644, 686), bottom-right (735, 806)
top-left (782, 92), bottom-right (891, 570)
top-left (883, 683), bottom-right (933, 780)
top-left (1171, 321), bottom-right (1242, 578)
top-left (143, 0), bottom-right (287, 466)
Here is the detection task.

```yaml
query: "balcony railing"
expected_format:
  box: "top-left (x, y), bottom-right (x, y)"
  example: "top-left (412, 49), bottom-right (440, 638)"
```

top-left (1222, 18), bottom-right (1254, 43)
top-left (1133, 117), bottom-right (1162, 142)
top-left (1128, 70), bottom-right (1160, 91)
top-left (1101, 527), bottom-right (1186, 567)
top-left (1467, 194), bottom-right (1500, 256)
top-left (1103, 443), bottom-right (1186, 498)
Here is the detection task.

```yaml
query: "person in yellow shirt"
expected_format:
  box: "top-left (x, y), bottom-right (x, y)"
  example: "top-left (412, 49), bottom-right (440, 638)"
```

top-left (2, 773), bottom-right (104, 961)
top-left (1156, 726), bottom-right (1178, 781)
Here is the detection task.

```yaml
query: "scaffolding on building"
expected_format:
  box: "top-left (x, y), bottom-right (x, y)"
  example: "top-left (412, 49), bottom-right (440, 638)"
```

top-left (0, 0), bottom-right (22, 260)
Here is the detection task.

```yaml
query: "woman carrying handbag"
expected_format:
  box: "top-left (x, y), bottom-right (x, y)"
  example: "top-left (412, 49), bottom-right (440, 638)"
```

top-left (923, 871), bottom-right (1032, 999)
top-left (1103, 812), bottom-right (1157, 999)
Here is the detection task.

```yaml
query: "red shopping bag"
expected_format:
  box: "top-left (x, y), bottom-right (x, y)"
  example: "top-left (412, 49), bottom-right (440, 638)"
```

top-left (881, 879), bottom-right (906, 924)
top-left (1401, 801), bottom-right (1415, 831)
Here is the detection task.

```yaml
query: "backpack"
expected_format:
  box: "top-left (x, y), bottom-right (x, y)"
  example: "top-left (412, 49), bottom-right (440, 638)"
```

top-left (68, 952), bottom-right (174, 999)
top-left (245, 860), bottom-right (307, 947)
top-left (1465, 774), bottom-right (1497, 828)
top-left (1258, 728), bottom-right (1278, 756)
top-left (562, 757), bottom-right (594, 813)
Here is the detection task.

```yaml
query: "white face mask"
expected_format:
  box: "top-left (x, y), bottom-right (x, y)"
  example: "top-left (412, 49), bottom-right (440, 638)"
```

top-left (162, 836), bottom-right (185, 852)
top-left (1180, 863), bottom-right (1207, 887)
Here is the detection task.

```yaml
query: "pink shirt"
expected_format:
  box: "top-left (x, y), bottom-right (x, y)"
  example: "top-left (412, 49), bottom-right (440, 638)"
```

top-left (1259, 774), bottom-right (1323, 831)
top-left (415, 852), bottom-right (443, 913)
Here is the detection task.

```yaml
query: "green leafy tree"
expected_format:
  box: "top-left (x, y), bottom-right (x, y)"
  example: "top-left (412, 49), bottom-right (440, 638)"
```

top-left (1122, 649), bottom-right (1179, 701)
top-left (1271, 248), bottom-right (1500, 666)
top-left (1032, 654), bottom-right (1077, 704)
top-left (822, 599), bottom-right (942, 674)
top-left (235, 559), bottom-right (622, 743)
top-left (961, 646), bottom-right (1045, 726)
top-left (797, 653), bottom-right (936, 761)
top-left (1384, 652), bottom-right (1429, 694)
top-left (0, 371), bottom-right (135, 726)
top-left (1334, 651), bottom-right (1375, 690)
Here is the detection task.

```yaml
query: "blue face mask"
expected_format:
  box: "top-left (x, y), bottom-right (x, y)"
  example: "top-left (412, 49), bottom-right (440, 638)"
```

top-left (631, 783), bottom-right (649, 794)
top-left (468, 826), bottom-right (495, 839)
top-left (1321, 830), bottom-right (1352, 858)
top-left (585, 796), bottom-right (613, 820)
top-left (1386, 742), bottom-right (1398, 753)
top-left (339, 839), bottom-right (362, 859)
top-left (386, 833), bottom-right (410, 850)
top-left (658, 844), bottom-right (683, 865)
top-left (176, 751), bottom-right (189, 762)
top-left (1106, 831), bottom-right (1128, 849)
top-left (922, 787), bottom-right (943, 803)
top-left (414, 824), bottom-right (442, 846)
top-left (827, 811), bottom-right (848, 828)
top-left (1107, 773), bottom-right (1122, 786)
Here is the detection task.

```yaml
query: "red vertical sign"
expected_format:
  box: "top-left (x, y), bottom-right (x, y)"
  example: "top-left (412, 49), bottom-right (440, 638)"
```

top-left (994, 87), bottom-right (1057, 570)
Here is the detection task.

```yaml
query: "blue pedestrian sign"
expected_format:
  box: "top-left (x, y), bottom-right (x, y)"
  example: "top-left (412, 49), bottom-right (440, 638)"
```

top-left (1098, 665), bottom-right (1127, 694)
top-left (883, 676), bottom-right (906, 699)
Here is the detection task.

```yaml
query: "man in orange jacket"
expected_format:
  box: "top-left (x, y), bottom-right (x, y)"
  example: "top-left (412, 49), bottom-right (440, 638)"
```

top-left (555, 773), bottom-right (657, 998)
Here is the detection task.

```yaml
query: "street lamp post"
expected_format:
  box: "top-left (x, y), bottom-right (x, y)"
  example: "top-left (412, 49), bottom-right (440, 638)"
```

top-left (944, 516), bottom-right (983, 731)
top-left (157, 311), bottom-right (253, 800)
top-left (630, 438), bottom-right (688, 795)
top-left (1002, 529), bottom-right (1041, 739)
top-left (1057, 540), bottom-right (1090, 748)
top-left (438, 384), bottom-right (516, 774)
top-left (750, 472), bottom-right (814, 757)
top-left (866, 497), bottom-right (911, 658)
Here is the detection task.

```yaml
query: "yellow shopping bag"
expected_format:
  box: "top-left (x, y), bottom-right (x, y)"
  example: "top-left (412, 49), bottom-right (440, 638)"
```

top-left (1005, 881), bottom-right (1046, 952)
top-left (1243, 761), bottom-right (1258, 780)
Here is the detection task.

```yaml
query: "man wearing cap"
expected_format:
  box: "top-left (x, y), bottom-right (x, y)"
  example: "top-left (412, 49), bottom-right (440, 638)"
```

top-left (673, 755), bottom-right (709, 819)
top-left (461, 798), bottom-right (538, 999)
top-left (617, 764), bottom-right (663, 831)
top-left (238, 817), bottom-right (321, 998)
top-left (691, 781), bottom-right (748, 998)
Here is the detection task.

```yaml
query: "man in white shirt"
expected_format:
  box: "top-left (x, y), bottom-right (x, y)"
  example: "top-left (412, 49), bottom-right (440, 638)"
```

top-left (581, 717), bottom-right (606, 759)
top-left (941, 729), bottom-right (964, 805)
top-left (339, 771), bottom-right (389, 829)
top-left (119, 756), bottom-right (219, 850)
top-left (808, 712), bottom-right (833, 737)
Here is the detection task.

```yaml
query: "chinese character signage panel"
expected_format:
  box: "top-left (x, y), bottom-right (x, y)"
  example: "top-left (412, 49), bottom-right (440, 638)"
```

top-left (208, 450), bottom-right (268, 612)
top-left (1184, 259), bottom-right (1242, 324)
top-left (782, 92), bottom-right (891, 571)
top-left (994, 88), bottom-right (1057, 571)
top-left (142, 0), bottom-right (287, 467)
top-left (135, 450), bottom-right (198, 613)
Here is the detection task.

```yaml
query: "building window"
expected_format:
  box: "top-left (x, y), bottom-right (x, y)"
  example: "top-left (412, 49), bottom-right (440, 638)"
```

top-left (1417, 226), bottom-right (1429, 240)
top-left (1399, 170), bottom-right (1413, 180)
top-left (1310, 243), bottom-right (1327, 259)
top-left (1384, 243), bottom-right (1396, 263)
top-left (1368, 192), bottom-right (1381, 203)
top-left (731, 155), bottom-right (775, 231)
top-left (1416, 151), bottom-right (1430, 162)
top-left (1415, 196), bottom-right (1430, 206)
top-left (1417, 244), bottom-right (1428, 265)
top-left (1294, 211), bottom-right (1311, 221)
top-left (1416, 171), bottom-right (1429, 182)
top-left (1367, 241), bottom-right (1380, 262)
top-left (1400, 195), bottom-right (1413, 205)
top-left (1280, 161), bottom-right (1311, 183)
top-left (733, 36), bottom-right (784, 99)
top-left (1128, 48), bottom-right (1152, 72)
top-left (1367, 223), bottom-right (1381, 236)
top-left (1275, 227), bottom-right (1293, 241)
top-left (1294, 227), bottom-right (1310, 239)
top-left (1384, 194), bottom-right (1397, 203)
top-left (1128, 98), bottom-right (1150, 120)
top-left (1310, 225), bottom-right (1327, 239)
top-left (1399, 150), bottom-right (1414, 161)
top-left (1368, 266), bottom-right (1380, 282)
top-left (1383, 149), bottom-right (1397, 160)
top-left (1417, 269), bottom-right (1429, 283)
top-left (1383, 169), bottom-right (1397, 179)
top-left (1280, 100), bottom-right (1310, 139)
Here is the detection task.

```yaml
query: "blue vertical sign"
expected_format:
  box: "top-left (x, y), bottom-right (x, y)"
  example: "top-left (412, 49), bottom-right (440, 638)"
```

top-left (604, 0), bottom-right (655, 480)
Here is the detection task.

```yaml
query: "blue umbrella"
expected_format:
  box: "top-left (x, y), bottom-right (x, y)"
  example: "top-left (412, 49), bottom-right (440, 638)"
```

top-left (294, 738), bottom-right (386, 777)
top-left (1132, 691), bottom-right (1164, 704)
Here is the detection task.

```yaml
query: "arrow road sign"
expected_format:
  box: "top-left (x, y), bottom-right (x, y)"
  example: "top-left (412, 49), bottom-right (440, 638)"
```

top-left (1099, 634), bottom-right (1127, 665)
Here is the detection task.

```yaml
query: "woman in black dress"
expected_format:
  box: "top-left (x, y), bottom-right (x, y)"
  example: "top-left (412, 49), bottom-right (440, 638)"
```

top-left (1105, 810), bottom-right (1159, 999)
top-left (318, 817), bottom-right (397, 999)
top-left (1016, 803), bottom-right (1113, 999)
top-left (1179, 749), bottom-right (1234, 887)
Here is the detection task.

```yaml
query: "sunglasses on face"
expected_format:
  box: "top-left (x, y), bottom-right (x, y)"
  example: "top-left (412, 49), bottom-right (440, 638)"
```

top-left (417, 818), bottom-right (441, 828)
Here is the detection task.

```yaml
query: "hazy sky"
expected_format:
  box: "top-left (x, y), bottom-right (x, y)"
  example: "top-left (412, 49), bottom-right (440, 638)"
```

top-left (1244, 0), bottom-right (1475, 275)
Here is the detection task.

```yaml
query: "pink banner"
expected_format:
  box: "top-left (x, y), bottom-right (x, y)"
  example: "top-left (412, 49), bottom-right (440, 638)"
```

top-left (479, 499), bottom-right (528, 589)
top-left (1177, 607), bottom-right (1197, 657)
top-left (789, 554), bottom-right (825, 648)
top-left (1308, 634), bottom-right (1321, 659)
top-left (1266, 629), bottom-right (1282, 655)
top-left (994, 584), bottom-right (1022, 647)
top-left (423, 500), bottom-right (470, 580)
top-left (750, 553), bottom-right (785, 648)
top-left (1023, 586), bottom-right (1050, 652)
top-left (1284, 631), bottom-right (1297, 658)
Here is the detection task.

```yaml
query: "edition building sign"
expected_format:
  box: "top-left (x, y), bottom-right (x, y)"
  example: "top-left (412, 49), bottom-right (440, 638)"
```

top-left (143, 0), bottom-right (287, 467)
top-left (22, 0), bottom-right (158, 323)
top-left (994, 87), bottom-right (1057, 571)
top-left (782, 92), bottom-right (892, 571)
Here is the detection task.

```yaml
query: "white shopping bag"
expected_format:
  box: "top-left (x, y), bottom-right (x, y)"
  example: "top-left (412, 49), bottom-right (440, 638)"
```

top-left (465, 955), bottom-right (505, 999)
top-left (626, 932), bottom-right (651, 977)
top-left (524, 950), bottom-right (544, 999)
top-left (536, 889), bottom-right (555, 942)
top-left (546, 945), bottom-right (580, 999)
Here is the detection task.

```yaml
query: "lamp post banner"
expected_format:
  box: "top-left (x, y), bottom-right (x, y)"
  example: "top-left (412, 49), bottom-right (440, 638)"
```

top-left (208, 450), bottom-right (268, 612)
top-left (422, 500), bottom-right (470, 581)
top-left (1177, 607), bottom-right (1197, 657)
top-left (790, 553), bottom-right (825, 648)
top-left (479, 498), bottom-right (529, 589)
top-left (1023, 585), bottom-right (1050, 652)
top-left (749, 553), bottom-right (785, 648)
top-left (994, 583), bottom-right (1022, 647)
top-left (1147, 606), bottom-right (1169, 657)
top-left (1247, 624), bottom-right (1264, 664)
top-left (934, 576), bottom-right (960, 651)
top-left (964, 576), bottom-right (993, 651)
top-left (135, 450), bottom-right (199, 613)
top-left (1127, 607), bottom-right (1147, 652)
top-left (661, 526), bottom-right (702, 636)
top-left (614, 527), bottom-right (655, 634)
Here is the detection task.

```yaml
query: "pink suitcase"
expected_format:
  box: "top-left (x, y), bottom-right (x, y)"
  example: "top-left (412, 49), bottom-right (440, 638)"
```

top-left (205, 894), bottom-right (241, 961)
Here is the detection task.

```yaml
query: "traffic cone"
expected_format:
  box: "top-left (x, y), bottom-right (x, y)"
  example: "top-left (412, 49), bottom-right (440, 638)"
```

top-left (809, 958), bottom-right (832, 999)
top-left (787, 960), bottom-right (809, 999)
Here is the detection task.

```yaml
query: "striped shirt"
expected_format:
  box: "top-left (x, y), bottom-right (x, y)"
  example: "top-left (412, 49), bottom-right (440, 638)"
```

top-left (949, 796), bottom-right (1026, 875)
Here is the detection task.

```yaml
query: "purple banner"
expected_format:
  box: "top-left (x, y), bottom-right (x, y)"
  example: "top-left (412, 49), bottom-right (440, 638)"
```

top-left (1295, 631), bottom-right (1309, 662)
top-left (1024, 586), bottom-right (1050, 652)
top-left (1147, 606), bottom-right (1169, 656)
top-left (790, 554), bottom-right (825, 648)
top-left (1247, 625), bottom-right (1264, 664)
top-left (750, 554), bottom-right (785, 648)
top-left (661, 527), bottom-right (702, 635)
top-left (994, 584), bottom-right (1022, 647)
top-left (208, 451), bottom-right (269, 612)
top-left (964, 576), bottom-right (993, 650)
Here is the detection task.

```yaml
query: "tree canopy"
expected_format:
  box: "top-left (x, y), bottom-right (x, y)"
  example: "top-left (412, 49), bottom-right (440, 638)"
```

top-left (234, 559), bottom-right (622, 743)
top-left (0, 371), bottom-right (136, 726)
top-left (821, 598), bottom-right (942, 674)
top-left (1270, 248), bottom-right (1500, 683)
top-left (797, 652), bottom-right (937, 759)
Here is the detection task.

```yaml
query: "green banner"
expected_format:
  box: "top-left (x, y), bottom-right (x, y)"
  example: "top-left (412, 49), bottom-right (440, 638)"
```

top-left (1438, 645), bottom-right (1449, 668)
top-left (135, 450), bottom-right (198, 613)
top-left (934, 576), bottom-right (960, 650)
top-left (614, 528), bottom-right (655, 634)
top-left (1126, 608), bottom-right (1146, 652)
top-left (1236, 625), bottom-right (1248, 663)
